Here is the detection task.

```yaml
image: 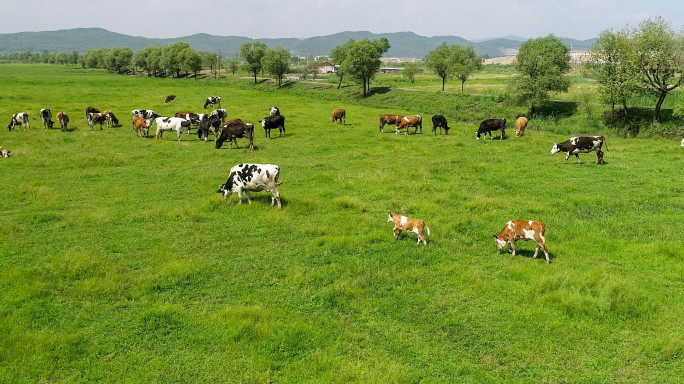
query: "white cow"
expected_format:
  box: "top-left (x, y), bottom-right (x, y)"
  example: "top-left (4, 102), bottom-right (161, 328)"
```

top-left (155, 117), bottom-right (192, 141)
top-left (7, 112), bottom-right (30, 131)
top-left (217, 163), bottom-right (282, 209)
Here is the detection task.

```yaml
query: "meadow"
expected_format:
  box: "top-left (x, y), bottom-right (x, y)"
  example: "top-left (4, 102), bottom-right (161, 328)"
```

top-left (1, 64), bottom-right (684, 383)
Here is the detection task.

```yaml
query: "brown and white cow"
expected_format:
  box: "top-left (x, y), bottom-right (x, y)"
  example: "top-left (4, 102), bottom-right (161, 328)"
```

top-left (165, 95), bottom-right (177, 104)
top-left (493, 220), bottom-right (550, 263)
top-left (515, 117), bottom-right (528, 137)
top-left (56, 112), bottom-right (69, 131)
top-left (0, 147), bottom-right (10, 158)
top-left (379, 114), bottom-right (403, 133)
top-left (103, 110), bottom-right (119, 127)
top-left (387, 212), bottom-right (430, 245)
top-left (133, 116), bottom-right (152, 137)
top-left (395, 115), bottom-right (422, 135)
top-left (330, 109), bottom-right (346, 124)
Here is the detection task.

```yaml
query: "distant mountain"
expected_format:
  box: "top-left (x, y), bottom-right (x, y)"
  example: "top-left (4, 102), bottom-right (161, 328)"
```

top-left (0, 28), bottom-right (597, 58)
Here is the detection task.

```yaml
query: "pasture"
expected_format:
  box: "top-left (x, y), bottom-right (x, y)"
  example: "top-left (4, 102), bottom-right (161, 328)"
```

top-left (1, 64), bottom-right (684, 383)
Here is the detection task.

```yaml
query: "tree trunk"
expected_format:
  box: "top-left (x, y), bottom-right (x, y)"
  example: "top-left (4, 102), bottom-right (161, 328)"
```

top-left (461, 79), bottom-right (465, 92)
top-left (653, 91), bottom-right (667, 123)
top-left (442, 77), bottom-right (445, 91)
top-left (337, 74), bottom-right (343, 89)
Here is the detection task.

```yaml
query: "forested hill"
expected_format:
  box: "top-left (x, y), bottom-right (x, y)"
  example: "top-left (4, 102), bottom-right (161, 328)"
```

top-left (0, 28), bottom-right (596, 58)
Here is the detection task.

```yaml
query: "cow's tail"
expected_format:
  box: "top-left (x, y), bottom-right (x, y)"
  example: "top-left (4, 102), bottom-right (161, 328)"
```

top-left (276, 181), bottom-right (284, 186)
top-left (426, 226), bottom-right (430, 236)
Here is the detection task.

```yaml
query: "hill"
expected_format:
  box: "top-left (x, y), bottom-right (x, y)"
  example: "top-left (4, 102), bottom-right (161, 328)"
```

top-left (0, 28), bottom-right (597, 58)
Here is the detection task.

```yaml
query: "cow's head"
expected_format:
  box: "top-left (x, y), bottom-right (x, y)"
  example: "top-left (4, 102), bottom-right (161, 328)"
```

top-left (216, 184), bottom-right (231, 198)
top-left (387, 212), bottom-right (396, 223)
top-left (0, 148), bottom-right (9, 158)
top-left (47, 120), bottom-right (54, 129)
top-left (493, 235), bottom-right (507, 252)
top-left (550, 143), bottom-right (561, 154)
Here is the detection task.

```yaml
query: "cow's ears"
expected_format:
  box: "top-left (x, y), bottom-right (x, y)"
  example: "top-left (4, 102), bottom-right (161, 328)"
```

top-left (492, 235), bottom-right (497, 239)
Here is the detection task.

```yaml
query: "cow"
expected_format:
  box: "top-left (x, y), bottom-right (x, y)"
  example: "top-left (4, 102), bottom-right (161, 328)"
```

top-left (103, 110), bottom-right (119, 127)
top-left (387, 212), bottom-right (430, 245)
top-left (0, 147), bottom-right (10, 158)
top-left (165, 95), bottom-right (176, 104)
top-left (379, 114), bottom-right (403, 133)
top-left (270, 106), bottom-right (280, 116)
top-left (396, 115), bottom-right (422, 135)
top-left (330, 109), bottom-right (346, 124)
top-left (56, 112), bottom-right (69, 132)
top-left (40, 109), bottom-right (54, 129)
top-left (8, 112), bottom-right (30, 131)
top-left (187, 113), bottom-right (207, 126)
top-left (431, 115), bottom-right (450, 135)
top-left (550, 136), bottom-right (606, 164)
top-left (260, 115), bottom-right (285, 138)
top-left (215, 120), bottom-right (254, 150)
top-left (131, 109), bottom-right (159, 119)
top-left (174, 111), bottom-right (193, 119)
top-left (133, 116), bottom-right (152, 137)
top-left (210, 108), bottom-right (228, 121)
top-left (155, 117), bottom-right (192, 140)
top-left (86, 107), bottom-right (100, 117)
top-left (197, 116), bottom-right (223, 142)
top-left (493, 220), bottom-right (550, 264)
top-left (87, 112), bottom-right (107, 130)
top-left (515, 116), bottom-right (529, 137)
top-left (204, 96), bottom-right (221, 109)
top-left (476, 118), bottom-right (506, 140)
top-left (217, 163), bottom-right (282, 209)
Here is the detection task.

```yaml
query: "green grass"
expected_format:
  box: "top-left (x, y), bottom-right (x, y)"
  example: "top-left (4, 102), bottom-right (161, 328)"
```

top-left (1, 64), bottom-right (684, 383)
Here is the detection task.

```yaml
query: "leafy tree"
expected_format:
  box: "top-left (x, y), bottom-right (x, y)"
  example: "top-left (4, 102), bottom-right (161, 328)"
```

top-left (402, 62), bottom-right (421, 83)
top-left (509, 35), bottom-right (571, 114)
top-left (307, 60), bottom-right (323, 81)
top-left (161, 42), bottom-right (191, 77)
top-left (104, 47), bottom-right (133, 74)
top-left (53, 52), bottom-right (68, 65)
top-left (200, 52), bottom-right (218, 76)
top-left (181, 48), bottom-right (202, 78)
top-left (68, 51), bottom-right (80, 66)
top-left (262, 47), bottom-right (291, 87)
top-left (340, 37), bottom-right (390, 96)
top-left (425, 42), bottom-right (452, 90)
top-left (631, 17), bottom-right (684, 123)
top-left (240, 41), bottom-right (267, 83)
top-left (146, 47), bottom-right (163, 77)
top-left (226, 58), bottom-right (240, 75)
top-left (329, 39), bottom-right (355, 89)
top-left (452, 46), bottom-right (482, 91)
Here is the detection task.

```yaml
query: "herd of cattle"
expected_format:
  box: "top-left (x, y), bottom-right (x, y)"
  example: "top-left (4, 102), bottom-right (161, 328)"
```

top-left (1, 94), bottom-right (635, 263)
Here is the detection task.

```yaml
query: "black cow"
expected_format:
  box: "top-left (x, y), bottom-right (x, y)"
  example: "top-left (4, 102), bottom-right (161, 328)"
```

top-left (204, 96), bottom-right (221, 109)
top-left (550, 136), bottom-right (606, 164)
top-left (215, 122), bottom-right (254, 150)
top-left (40, 109), bottom-right (54, 129)
top-left (197, 116), bottom-right (222, 142)
top-left (165, 95), bottom-right (176, 104)
top-left (259, 115), bottom-right (285, 138)
top-left (476, 118), bottom-right (506, 140)
top-left (431, 115), bottom-right (450, 135)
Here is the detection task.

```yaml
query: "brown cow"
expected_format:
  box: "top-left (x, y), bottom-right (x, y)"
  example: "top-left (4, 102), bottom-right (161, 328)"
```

top-left (395, 115), bottom-right (422, 135)
top-left (165, 95), bottom-right (176, 104)
top-left (493, 220), bottom-right (550, 263)
top-left (387, 212), bottom-right (430, 245)
top-left (174, 111), bottom-right (193, 118)
top-left (133, 116), bottom-right (151, 137)
top-left (330, 109), bottom-right (346, 124)
top-left (379, 114), bottom-right (403, 133)
top-left (56, 112), bottom-right (69, 132)
top-left (515, 117), bottom-right (528, 137)
top-left (103, 110), bottom-right (119, 127)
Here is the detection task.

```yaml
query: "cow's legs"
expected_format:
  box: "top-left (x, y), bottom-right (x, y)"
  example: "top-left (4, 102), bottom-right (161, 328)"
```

top-left (510, 240), bottom-right (516, 256)
top-left (393, 227), bottom-right (401, 239)
top-left (575, 154), bottom-right (581, 164)
top-left (597, 150), bottom-right (604, 164)
top-left (244, 191), bottom-right (252, 204)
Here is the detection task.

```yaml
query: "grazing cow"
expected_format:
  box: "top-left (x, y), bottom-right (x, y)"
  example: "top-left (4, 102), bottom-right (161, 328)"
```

top-left (494, 220), bottom-right (550, 264)
top-left (197, 116), bottom-right (223, 142)
top-left (103, 110), bottom-right (119, 127)
top-left (215, 120), bottom-right (254, 150)
top-left (186, 113), bottom-right (207, 126)
top-left (396, 115), bottom-right (422, 135)
top-left (431, 115), bottom-right (450, 135)
top-left (387, 212), bottom-right (430, 245)
top-left (204, 96), bottom-right (221, 109)
top-left (515, 116), bottom-right (529, 137)
top-left (8, 112), bottom-right (30, 131)
top-left (217, 163), bottom-right (282, 209)
top-left (476, 118), bottom-right (506, 140)
top-left (87, 112), bottom-right (107, 130)
top-left (550, 136), bottom-right (606, 164)
top-left (260, 115), bottom-right (285, 138)
top-left (155, 117), bottom-right (191, 140)
top-left (133, 116), bottom-right (152, 137)
top-left (0, 147), bottom-right (10, 158)
top-left (56, 112), bottom-right (69, 132)
top-left (86, 107), bottom-right (100, 117)
top-left (40, 109), bottom-right (54, 129)
top-left (210, 108), bottom-right (228, 121)
top-left (165, 95), bottom-right (177, 104)
top-left (330, 109), bottom-right (346, 124)
top-left (270, 106), bottom-right (280, 116)
top-left (379, 114), bottom-right (403, 133)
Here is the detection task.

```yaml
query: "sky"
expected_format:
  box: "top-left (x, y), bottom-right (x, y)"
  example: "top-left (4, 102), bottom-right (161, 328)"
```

top-left (0, 0), bottom-right (682, 41)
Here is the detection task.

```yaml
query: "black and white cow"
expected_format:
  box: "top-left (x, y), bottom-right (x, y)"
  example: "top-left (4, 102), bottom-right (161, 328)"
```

top-left (551, 136), bottom-right (606, 164)
top-left (188, 113), bottom-right (207, 126)
top-left (210, 109), bottom-right (227, 121)
top-left (40, 109), bottom-right (54, 129)
top-left (7, 112), bottom-right (30, 131)
top-left (204, 96), bottom-right (221, 109)
top-left (260, 115), bottom-right (285, 138)
top-left (431, 115), bottom-right (450, 135)
top-left (476, 118), bottom-right (506, 140)
top-left (87, 112), bottom-right (107, 130)
top-left (131, 109), bottom-right (159, 120)
top-left (155, 117), bottom-right (192, 140)
top-left (270, 106), bottom-right (280, 116)
top-left (217, 163), bottom-right (282, 209)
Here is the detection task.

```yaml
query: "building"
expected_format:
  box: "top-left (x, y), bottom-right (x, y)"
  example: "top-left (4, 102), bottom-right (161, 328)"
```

top-left (318, 61), bottom-right (335, 74)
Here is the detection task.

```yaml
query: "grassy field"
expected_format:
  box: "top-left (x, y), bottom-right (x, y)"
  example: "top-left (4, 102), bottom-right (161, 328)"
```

top-left (1, 64), bottom-right (684, 383)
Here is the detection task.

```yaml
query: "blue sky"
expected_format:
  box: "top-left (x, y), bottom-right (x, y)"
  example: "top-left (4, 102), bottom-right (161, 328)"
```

top-left (0, 0), bottom-right (682, 40)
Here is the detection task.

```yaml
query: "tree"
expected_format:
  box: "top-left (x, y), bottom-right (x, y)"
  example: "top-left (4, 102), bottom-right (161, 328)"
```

top-left (402, 62), bottom-right (421, 83)
top-left (226, 58), bottom-right (240, 75)
top-left (181, 48), bottom-right (202, 78)
top-left (240, 41), bottom-right (267, 83)
top-left (329, 39), bottom-right (355, 89)
top-left (631, 17), bottom-right (684, 123)
top-left (104, 47), bottom-right (133, 74)
top-left (340, 37), bottom-right (390, 97)
top-left (509, 35), bottom-right (571, 114)
top-left (451, 46), bottom-right (482, 91)
top-left (201, 52), bottom-right (218, 76)
top-left (262, 47), bottom-right (291, 87)
top-left (161, 42), bottom-right (191, 77)
top-left (425, 42), bottom-right (452, 90)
